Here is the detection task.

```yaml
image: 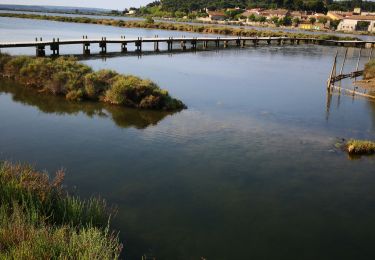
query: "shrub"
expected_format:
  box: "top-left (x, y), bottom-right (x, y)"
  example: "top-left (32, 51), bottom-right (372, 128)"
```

top-left (0, 54), bottom-right (186, 110)
top-left (364, 59), bottom-right (375, 80)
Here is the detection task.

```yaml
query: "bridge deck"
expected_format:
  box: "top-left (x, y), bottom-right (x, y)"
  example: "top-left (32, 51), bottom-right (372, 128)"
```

top-left (0, 37), bottom-right (373, 48)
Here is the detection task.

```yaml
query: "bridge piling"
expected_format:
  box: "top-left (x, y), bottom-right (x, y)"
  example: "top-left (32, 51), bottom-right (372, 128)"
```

top-left (223, 40), bottom-right (228, 48)
top-left (180, 40), bottom-right (186, 50)
top-left (236, 38), bottom-right (241, 47)
top-left (99, 37), bottom-right (107, 54)
top-left (50, 38), bottom-right (60, 56)
top-left (191, 39), bottom-right (197, 50)
top-left (241, 40), bottom-right (246, 48)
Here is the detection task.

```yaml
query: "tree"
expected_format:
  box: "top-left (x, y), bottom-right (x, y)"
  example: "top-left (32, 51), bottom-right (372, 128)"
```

top-left (271, 16), bottom-right (280, 24)
top-left (309, 17), bottom-right (316, 24)
top-left (249, 14), bottom-right (257, 22)
top-left (330, 19), bottom-right (340, 30)
top-left (280, 16), bottom-right (292, 26)
top-left (258, 16), bottom-right (267, 23)
top-left (292, 17), bottom-right (300, 26)
top-left (145, 16), bottom-right (155, 24)
top-left (318, 17), bottom-right (328, 24)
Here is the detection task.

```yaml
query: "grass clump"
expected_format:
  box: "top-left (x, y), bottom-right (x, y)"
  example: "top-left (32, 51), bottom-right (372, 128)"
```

top-left (363, 59), bottom-right (375, 80)
top-left (0, 161), bottom-right (122, 259)
top-left (0, 54), bottom-right (186, 110)
top-left (346, 139), bottom-right (375, 155)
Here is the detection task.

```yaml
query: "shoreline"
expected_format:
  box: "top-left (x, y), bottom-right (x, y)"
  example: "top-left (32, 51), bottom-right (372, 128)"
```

top-left (0, 12), bottom-right (359, 41)
top-left (1, 9), bottom-right (374, 38)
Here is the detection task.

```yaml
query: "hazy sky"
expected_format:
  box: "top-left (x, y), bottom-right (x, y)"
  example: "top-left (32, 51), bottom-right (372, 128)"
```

top-left (0, 0), bottom-right (153, 9)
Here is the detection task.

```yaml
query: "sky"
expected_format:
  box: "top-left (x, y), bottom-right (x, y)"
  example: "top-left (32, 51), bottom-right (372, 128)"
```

top-left (0, 0), bottom-right (153, 10)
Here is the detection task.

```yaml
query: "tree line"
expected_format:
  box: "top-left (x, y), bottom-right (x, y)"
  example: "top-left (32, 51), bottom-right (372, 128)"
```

top-left (148, 0), bottom-right (375, 13)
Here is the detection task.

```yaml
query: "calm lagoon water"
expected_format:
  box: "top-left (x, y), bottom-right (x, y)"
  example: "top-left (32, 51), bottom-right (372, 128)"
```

top-left (1, 17), bottom-right (375, 260)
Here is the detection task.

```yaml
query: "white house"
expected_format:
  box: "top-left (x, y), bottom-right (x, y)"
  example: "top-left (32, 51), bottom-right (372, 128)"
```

top-left (337, 15), bottom-right (375, 32)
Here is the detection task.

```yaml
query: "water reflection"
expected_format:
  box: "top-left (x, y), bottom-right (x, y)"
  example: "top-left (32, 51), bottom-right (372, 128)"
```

top-left (0, 80), bottom-right (175, 129)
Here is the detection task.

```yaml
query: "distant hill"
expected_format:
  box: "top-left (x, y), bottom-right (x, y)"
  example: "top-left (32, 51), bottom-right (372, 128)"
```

top-left (0, 4), bottom-right (109, 14)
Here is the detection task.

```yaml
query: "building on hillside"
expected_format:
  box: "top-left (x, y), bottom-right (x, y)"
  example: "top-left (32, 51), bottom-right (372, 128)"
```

top-left (353, 8), bottom-right (361, 15)
top-left (290, 11), bottom-right (309, 21)
top-left (327, 11), bottom-right (344, 20)
top-left (259, 9), bottom-right (290, 20)
top-left (241, 8), bottom-right (263, 17)
top-left (207, 11), bottom-right (226, 21)
top-left (337, 15), bottom-right (375, 32)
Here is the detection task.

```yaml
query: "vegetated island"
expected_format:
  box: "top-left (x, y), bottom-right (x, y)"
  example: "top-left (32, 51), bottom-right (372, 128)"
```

top-left (346, 139), bottom-right (375, 155)
top-left (0, 12), bottom-right (358, 41)
top-left (0, 54), bottom-right (186, 110)
top-left (0, 161), bottom-right (122, 259)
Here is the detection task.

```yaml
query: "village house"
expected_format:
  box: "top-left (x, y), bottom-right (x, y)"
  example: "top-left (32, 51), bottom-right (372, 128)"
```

top-left (327, 11), bottom-right (352, 21)
top-left (337, 15), bottom-right (375, 32)
top-left (290, 11), bottom-right (309, 21)
top-left (207, 11), bottom-right (226, 21)
top-left (260, 9), bottom-right (290, 20)
top-left (241, 8), bottom-right (263, 17)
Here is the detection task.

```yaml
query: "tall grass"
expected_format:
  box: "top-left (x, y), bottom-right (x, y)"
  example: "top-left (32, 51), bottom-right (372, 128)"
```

top-left (0, 13), bottom-right (358, 41)
top-left (0, 54), bottom-right (186, 110)
top-left (0, 161), bottom-right (122, 259)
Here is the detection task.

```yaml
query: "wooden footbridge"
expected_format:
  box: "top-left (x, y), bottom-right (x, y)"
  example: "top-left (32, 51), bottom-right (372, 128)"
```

top-left (327, 47), bottom-right (375, 100)
top-left (0, 36), bottom-right (374, 57)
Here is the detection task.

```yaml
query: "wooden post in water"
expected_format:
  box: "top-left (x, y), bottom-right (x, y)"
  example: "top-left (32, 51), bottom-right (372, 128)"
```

top-left (99, 37), bottom-right (107, 54)
top-left (267, 37), bottom-right (271, 45)
top-left (368, 47), bottom-right (373, 62)
top-left (121, 36), bottom-right (127, 53)
top-left (354, 48), bottom-right (362, 82)
top-left (50, 38), bottom-right (60, 56)
top-left (236, 38), bottom-right (241, 47)
top-left (135, 37), bottom-right (142, 52)
top-left (191, 38), bottom-right (197, 50)
top-left (327, 50), bottom-right (338, 91)
top-left (223, 40), bottom-right (228, 48)
top-left (153, 35), bottom-right (159, 52)
top-left (339, 48), bottom-right (348, 75)
top-left (180, 40), bottom-right (186, 50)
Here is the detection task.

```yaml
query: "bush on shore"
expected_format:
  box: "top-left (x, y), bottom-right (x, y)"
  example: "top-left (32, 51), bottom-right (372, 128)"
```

top-left (0, 161), bottom-right (122, 259)
top-left (346, 139), bottom-right (375, 155)
top-left (0, 54), bottom-right (186, 110)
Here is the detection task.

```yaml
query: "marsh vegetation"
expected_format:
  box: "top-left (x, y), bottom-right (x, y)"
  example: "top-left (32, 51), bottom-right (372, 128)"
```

top-left (0, 54), bottom-right (185, 110)
top-left (0, 161), bottom-right (122, 259)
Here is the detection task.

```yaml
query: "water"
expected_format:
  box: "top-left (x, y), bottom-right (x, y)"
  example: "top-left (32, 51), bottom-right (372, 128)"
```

top-left (1, 17), bottom-right (375, 260)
